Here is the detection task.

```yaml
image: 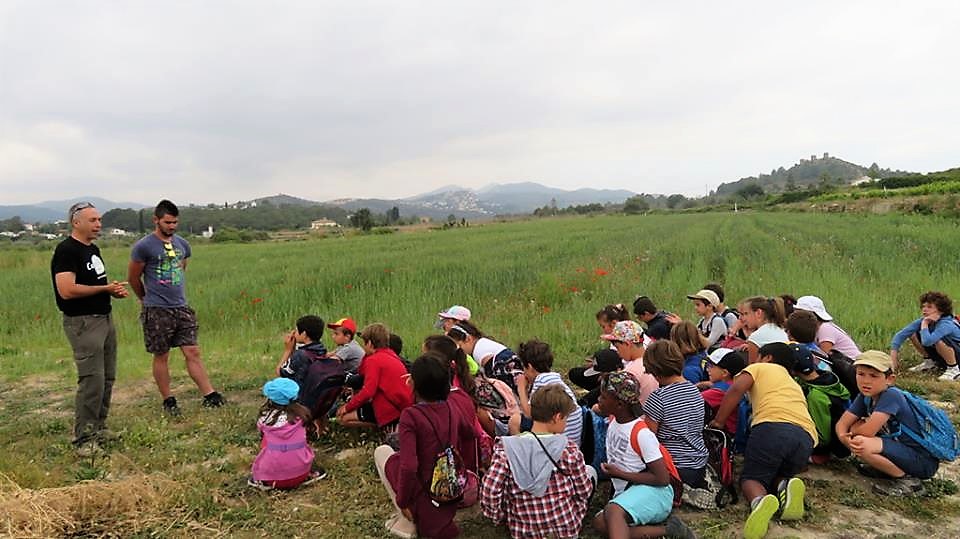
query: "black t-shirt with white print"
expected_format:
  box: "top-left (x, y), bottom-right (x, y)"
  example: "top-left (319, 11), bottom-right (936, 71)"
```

top-left (51, 237), bottom-right (111, 316)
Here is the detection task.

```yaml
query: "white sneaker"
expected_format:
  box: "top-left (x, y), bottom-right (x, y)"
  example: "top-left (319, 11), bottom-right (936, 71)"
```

top-left (909, 358), bottom-right (938, 372)
top-left (938, 365), bottom-right (960, 381)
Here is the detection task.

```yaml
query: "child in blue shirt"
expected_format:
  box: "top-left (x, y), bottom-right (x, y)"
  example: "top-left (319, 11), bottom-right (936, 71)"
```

top-left (835, 351), bottom-right (939, 497)
top-left (670, 321), bottom-right (708, 386)
top-left (890, 291), bottom-right (960, 381)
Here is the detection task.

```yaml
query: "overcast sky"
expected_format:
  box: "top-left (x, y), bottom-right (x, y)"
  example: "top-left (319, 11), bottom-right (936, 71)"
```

top-left (1, 1), bottom-right (958, 205)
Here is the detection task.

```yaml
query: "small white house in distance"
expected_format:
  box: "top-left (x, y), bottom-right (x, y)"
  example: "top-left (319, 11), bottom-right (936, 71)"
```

top-left (201, 226), bottom-right (215, 239)
top-left (310, 219), bottom-right (340, 229)
top-left (109, 228), bottom-right (127, 236)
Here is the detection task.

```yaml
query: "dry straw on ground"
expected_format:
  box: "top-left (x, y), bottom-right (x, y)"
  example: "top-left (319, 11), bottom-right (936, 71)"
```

top-left (0, 472), bottom-right (179, 538)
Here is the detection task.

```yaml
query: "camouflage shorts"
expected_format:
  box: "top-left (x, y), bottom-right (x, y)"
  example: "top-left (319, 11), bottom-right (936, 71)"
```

top-left (141, 306), bottom-right (199, 355)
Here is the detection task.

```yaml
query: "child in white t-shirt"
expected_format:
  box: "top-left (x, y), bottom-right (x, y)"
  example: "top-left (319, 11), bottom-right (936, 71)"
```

top-left (592, 371), bottom-right (694, 539)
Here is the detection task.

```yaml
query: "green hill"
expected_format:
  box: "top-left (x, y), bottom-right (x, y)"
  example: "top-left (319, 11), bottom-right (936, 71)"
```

top-left (715, 153), bottom-right (910, 196)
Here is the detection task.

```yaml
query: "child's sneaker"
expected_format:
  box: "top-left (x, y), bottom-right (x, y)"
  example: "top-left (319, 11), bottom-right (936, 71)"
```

top-left (247, 477), bottom-right (274, 491)
top-left (909, 357), bottom-right (938, 373)
top-left (301, 467), bottom-right (328, 486)
top-left (163, 396), bottom-right (181, 417)
top-left (777, 477), bottom-right (805, 521)
top-left (743, 494), bottom-right (779, 539)
top-left (663, 515), bottom-right (697, 538)
top-left (202, 391), bottom-right (226, 407)
top-left (937, 365), bottom-right (960, 381)
top-left (386, 513), bottom-right (416, 538)
top-left (872, 475), bottom-right (926, 497)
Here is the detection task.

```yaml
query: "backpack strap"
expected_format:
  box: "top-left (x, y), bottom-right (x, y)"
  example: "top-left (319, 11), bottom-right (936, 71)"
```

top-left (630, 420), bottom-right (647, 456)
top-left (629, 420), bottom-right (684, 506)
top-left (530, 433), bottom-right (570, 476)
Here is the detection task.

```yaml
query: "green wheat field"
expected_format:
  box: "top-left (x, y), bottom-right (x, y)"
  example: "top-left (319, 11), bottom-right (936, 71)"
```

top-left (1, 211), bottom-right (959, 538)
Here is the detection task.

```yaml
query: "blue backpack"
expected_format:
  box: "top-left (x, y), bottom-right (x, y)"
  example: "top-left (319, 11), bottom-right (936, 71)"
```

top-left (866, 387), bottom-right (960, 462)
top-left (578, 406), bottom-right (609, 479)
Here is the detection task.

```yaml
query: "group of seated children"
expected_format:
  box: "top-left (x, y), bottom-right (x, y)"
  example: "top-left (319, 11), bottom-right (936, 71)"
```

top-left (246, 288), bottom-right (955, 539)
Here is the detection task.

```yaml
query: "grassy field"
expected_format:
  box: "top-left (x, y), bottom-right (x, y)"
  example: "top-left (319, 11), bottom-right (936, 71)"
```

top-left (2, 211), bottom-right (960, 538)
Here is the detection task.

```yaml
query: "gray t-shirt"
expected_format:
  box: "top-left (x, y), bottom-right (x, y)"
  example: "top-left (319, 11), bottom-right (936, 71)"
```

top-left (131, 234), bottom-right (192, 307)
top-left (331, 340), bottom-right (365, 374)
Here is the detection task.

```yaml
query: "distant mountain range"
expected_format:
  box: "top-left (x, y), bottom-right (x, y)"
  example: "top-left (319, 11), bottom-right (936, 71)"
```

top-left (320, 182), bottom-right (636, 219)
top-left (0, 155), bottom-right (925, 222)
top-left (0, 197), bottom-right (149, 222)
top-left (1, 183), bottom-right (634, 222)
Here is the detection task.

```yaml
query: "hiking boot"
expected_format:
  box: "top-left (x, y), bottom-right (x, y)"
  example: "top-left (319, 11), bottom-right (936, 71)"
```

top-left (75, 440), bottom-right (103, 458)
top-left (202, 391), bottom-right (226, 408)
top-left (872, 476), bottom-right (926, 497)
top-left (163, 396), bottom-right (182, 416)
top-left (95, 428), bottom-right (121, 443)
top-left (302, 467), bottom-right (328, 486)
top-left (777, 477), bottom-right (805, 521)
top-left (937, 365), bottom-right (960, 381)
top-left (909, 357), bottom-right (938, 373)
top-left (664, 515), bottom-right (697, 538)
top-left (743, 494), bottom-right (779, 539)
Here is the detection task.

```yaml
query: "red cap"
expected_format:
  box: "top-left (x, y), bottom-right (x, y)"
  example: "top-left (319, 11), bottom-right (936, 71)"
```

top-left (327, 317), bottom-right (357, 333)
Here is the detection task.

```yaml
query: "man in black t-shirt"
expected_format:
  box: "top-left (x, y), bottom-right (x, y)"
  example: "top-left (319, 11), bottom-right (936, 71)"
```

top-left (51, 202), bottom-right (129, 454)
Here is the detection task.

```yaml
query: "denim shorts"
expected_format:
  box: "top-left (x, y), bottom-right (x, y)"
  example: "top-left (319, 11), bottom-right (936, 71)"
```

top-left (882, 437), bottom-right (939, 479)
top-left (741, 422), bottom-right (814, 493)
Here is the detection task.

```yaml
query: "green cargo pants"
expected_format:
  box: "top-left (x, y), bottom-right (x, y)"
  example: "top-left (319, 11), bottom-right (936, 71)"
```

top-left (63, 313), bottom-right (117, 444)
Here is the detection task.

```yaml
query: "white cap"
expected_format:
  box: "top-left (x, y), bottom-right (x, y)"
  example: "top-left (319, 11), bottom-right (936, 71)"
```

top-left (708, 347), bottom-right (735, 365)
top-left (795, 296), bottom-right (833, 321)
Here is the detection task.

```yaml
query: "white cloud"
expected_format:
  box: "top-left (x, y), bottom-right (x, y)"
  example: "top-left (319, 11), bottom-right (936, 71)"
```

top-left (0, 1), bottom-right (958, 204)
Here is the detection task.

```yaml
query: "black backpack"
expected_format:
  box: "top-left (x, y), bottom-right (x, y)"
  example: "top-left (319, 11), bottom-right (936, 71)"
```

top-left (811, 349), bottom-right (859, 399)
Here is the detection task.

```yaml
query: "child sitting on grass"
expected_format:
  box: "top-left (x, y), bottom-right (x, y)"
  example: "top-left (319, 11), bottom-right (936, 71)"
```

top-left (739, 296), bottom-right (789, 363)
top-left (276, 315), bottom-right (328, 389)
top-left (835, 351), bottom-right (940, 497)
top-left (789, 344), bottom-right (850, 465)
top-left (794, 296), bottom-right (862, 359)
top-left (890, 290), bottom-right (960, 380)
top-left (326, 317), bottom-right (365, 374)
top-left (709, 342), bottom-right (816, 539)
top-left (670, 321), bottom-right (709, 385)
top-left (592, 371), bottom-right (695, 539)
top-left (249, 378), bottom-right (325, 491)
top-left (510, 339), bottom-right (583, 446)
top-left (374, 353), bottom-right (478, 539)
top-left (481, 384), bottom-right (597, 539)
top-left (633, 295), bottom-right (674, 340)
top-left (337, 323), bottom-right (413, 432)
top-left (602, 320), bottom-right (659, 405)
top-left (700, 347), bottom-right (747, 438)
top-left (641, 340), bottom-right (709, 494)
top-left (569, 303), bottom-right (631, 393)
top-left (687, 288), bottom-right (727, 350)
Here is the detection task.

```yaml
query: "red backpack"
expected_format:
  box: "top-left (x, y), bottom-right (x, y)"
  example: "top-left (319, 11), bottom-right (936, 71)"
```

top-left (630, 421), bottom-right (684, 507)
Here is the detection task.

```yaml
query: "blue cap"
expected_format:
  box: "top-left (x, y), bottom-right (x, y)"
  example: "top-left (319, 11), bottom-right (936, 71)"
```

top-left (263, 377), bottom-right (299, 405)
